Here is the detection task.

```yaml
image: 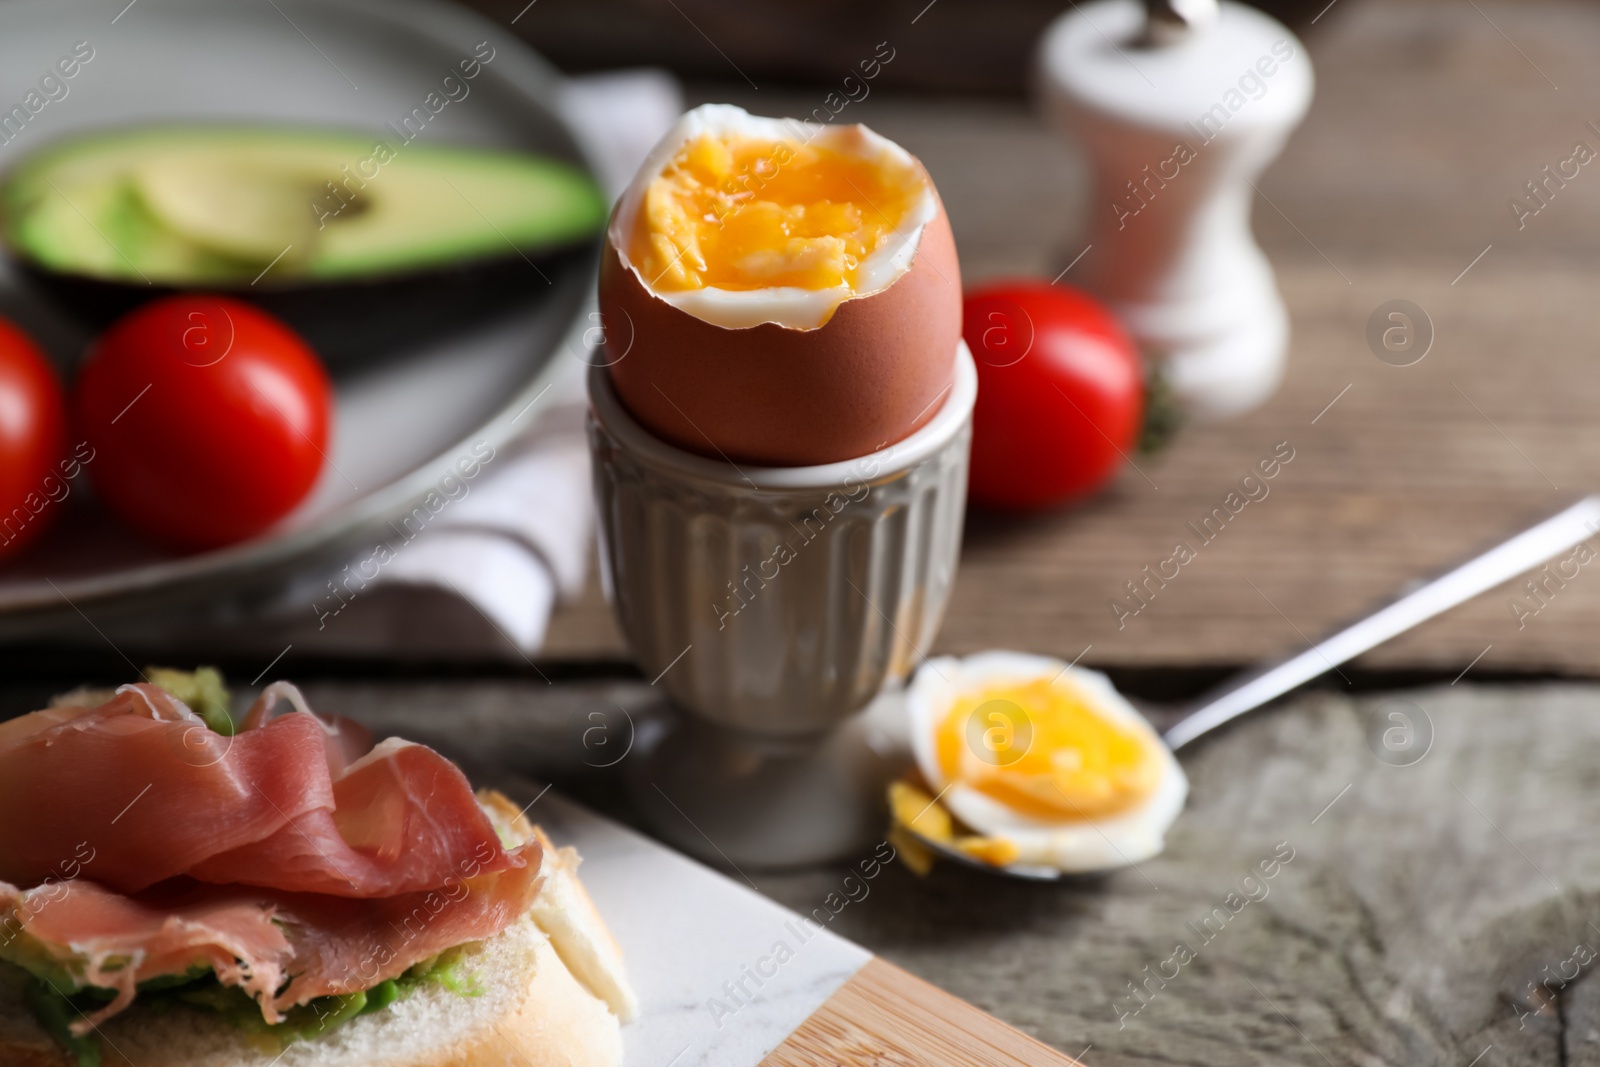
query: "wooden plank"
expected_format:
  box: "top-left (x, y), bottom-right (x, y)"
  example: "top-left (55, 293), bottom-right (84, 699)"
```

top-left (472, 0), bottom-right (1336, 96)
top-left (544, 0), bottom-right (1600, 675)
top-left (761, 957), bottom-right (1082, 1067)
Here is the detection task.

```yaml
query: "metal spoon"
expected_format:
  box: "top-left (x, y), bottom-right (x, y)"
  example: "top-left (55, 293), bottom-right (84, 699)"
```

top-left (905, 495), bottom-right (1600, 880)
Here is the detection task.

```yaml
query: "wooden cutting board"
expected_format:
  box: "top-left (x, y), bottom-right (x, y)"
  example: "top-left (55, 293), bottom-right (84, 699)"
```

top-left (506, 780), bottom-right (1079, 1067)
top-left (762, 957), bottom-right (1081, 1067)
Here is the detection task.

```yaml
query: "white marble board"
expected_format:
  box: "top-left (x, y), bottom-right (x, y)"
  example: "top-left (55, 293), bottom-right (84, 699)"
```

top-left (526, 790), bottom-right (873, 1067)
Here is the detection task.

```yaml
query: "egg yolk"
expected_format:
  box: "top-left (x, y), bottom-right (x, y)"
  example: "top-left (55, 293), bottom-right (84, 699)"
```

top-left (888, 779), bottom-right (1023, 873)
top-left (630, 132), bottom-right (923, 293)
top-left (935, 678), bottom-right (1161, 821)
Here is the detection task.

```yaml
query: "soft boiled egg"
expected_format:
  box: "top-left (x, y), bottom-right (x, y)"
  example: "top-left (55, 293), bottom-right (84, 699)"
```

top-left (901, 651), bottom-right (1188, 873)
top-left (598, 103), bottom-right (962, 467)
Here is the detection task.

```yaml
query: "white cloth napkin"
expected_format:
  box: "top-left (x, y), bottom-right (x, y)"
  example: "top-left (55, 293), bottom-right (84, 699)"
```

top-left (296, 70), bottom-right (682, 655)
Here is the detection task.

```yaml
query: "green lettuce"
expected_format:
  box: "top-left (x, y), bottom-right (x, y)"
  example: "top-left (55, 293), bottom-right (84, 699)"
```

top-left (142, 666), bottom-right (234, 735)
top-left (8, 944), bottom-right (485, 1065)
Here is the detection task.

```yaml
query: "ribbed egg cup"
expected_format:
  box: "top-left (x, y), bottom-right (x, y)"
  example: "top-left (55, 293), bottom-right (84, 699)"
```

top-left (586, 344), bottom-right (976, 868)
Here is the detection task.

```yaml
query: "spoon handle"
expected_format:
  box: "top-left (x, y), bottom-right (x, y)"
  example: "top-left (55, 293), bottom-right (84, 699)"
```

top-left (1163, 495), bottom-right (1600, 750)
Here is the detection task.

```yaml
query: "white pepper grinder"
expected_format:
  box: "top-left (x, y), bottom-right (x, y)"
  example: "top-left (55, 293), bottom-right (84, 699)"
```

top-left (1036, 0), bottom-right (1313, 419)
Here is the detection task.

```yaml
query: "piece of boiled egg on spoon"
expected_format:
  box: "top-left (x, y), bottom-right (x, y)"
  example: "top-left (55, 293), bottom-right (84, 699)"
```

top-left (889, 497), bottom-right (1600, 879)
top-left (892, 651), bottom-right (1187, 878)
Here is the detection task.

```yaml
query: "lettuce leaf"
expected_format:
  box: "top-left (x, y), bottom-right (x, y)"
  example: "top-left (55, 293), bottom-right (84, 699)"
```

top-left (143, 666), bottom-right (234, 735)
top-left (7, 941), bottom-right (485, 1064)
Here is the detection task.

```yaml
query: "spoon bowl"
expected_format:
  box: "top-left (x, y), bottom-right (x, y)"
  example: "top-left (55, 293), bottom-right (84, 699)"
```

top-left (905, 832), bottom-right (1068, 881)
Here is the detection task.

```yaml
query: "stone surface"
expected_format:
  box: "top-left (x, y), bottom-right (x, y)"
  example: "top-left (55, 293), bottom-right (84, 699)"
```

top-left (22, 675), bottom-right (1575, 1067)
top-left (794, 680), bottom-right (1600, 1066)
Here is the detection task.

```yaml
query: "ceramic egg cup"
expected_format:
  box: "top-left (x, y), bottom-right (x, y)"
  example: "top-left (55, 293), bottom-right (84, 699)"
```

top-left (586, 343), bottom-right (976, 867)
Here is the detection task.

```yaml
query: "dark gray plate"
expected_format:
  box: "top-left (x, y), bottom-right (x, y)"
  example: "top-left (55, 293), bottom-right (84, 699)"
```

top-left (0, 0), bottom-right (597, 639)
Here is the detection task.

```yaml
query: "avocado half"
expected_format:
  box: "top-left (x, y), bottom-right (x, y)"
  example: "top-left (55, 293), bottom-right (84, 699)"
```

top-left (0, 126), bottom-right (608, 358)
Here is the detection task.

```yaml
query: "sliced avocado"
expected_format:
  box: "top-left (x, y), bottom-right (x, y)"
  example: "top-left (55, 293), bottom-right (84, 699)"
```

top-left (142, 666), bottom-right (234, 735)
top-left (9, 166), bottom-right (250, 281)
top-left (1, 125), bottom-right (606, 286)
top-left (22, 978), bottom-right (100, 1067)
top-left (134, 156), bottom-right (324, 264)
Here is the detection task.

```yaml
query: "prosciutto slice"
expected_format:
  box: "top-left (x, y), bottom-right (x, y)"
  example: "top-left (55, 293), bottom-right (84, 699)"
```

top-left (0, 684), bottom-right (518, 897)
top-left (267, 835), bottom-right (542, 1010)
top-left (0, 680), bottom-right (547, 1033)
top-left (190, 738), bottom-right (513, 896)
top-left (0, 832), bottom-right (542, 1033)
top-left (0, 877), bottom-right (290, 1030)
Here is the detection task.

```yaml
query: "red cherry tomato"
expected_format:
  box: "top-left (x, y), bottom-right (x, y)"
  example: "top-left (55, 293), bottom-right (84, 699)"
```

top-left (0, 319), bottom-right (66, 559)
top-left (75, 296), bottom-right (332, 550)
top-left (962, 281), bottom-right (1143, 510)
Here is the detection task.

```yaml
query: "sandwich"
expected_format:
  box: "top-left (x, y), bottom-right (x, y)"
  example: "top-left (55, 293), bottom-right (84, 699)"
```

top-left (0, 670), bottom-right (635, 1066)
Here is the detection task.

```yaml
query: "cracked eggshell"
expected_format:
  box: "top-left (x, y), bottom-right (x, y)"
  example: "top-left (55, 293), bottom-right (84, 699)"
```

top-left (597, 107), bottom-right (962, 468)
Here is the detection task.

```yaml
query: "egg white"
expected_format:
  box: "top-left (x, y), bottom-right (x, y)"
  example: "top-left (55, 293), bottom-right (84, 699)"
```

top-left (907, 651), bottom-right (1189, 873)
top-left (608, 103), bottom-right (938, 331)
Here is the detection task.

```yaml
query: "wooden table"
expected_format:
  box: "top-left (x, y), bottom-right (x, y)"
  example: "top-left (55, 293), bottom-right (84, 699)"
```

top-left (544, 0), bottom-right (1600, 682)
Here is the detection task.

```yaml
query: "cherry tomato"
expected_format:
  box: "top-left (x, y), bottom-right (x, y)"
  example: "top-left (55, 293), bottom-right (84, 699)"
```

top-left (75, 296), bottom-right (332, 550)
top-left (0, 319), bottom-right (66, 559)
top-left (962, 280), bottom-right (1143, 511)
